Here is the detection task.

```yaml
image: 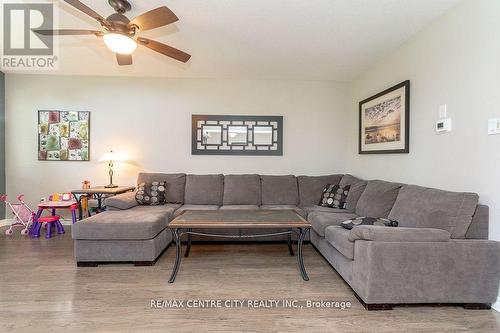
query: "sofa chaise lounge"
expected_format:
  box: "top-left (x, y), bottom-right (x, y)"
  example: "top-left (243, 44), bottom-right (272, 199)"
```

top-left (72, 173), bottom-right (500, 310)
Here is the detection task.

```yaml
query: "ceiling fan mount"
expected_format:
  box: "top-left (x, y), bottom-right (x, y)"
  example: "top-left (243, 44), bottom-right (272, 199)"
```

top-left (108, 0), bottom-right (132, 14)
top-left (35, 0), bottom-right (191, 65)
top-left (105, 13), bottom-right (134, 36)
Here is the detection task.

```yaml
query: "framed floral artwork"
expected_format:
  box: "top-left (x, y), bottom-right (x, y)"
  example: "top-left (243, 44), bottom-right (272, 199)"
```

top-left (38, 110), bottom-right (90, 161)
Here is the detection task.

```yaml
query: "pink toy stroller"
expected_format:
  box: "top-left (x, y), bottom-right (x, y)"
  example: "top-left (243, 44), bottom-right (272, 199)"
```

top-left (0, 194), bottom-right (34, 236)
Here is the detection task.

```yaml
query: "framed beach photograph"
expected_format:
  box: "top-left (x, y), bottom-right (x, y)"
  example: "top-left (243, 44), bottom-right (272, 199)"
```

top-left (359, 81), bottom-right (410, 154)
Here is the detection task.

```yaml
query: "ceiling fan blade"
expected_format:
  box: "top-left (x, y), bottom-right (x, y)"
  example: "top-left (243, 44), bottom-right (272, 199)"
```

top-left (129, 7), bottom-right (178, 32)
top-left (35, 29), bottom-right (102, 36)
top-left (63, 0), bottom-right (106, 24)
top-left (116, 54), bottom-right (132, 66)
top-left (137, 38), bottom-right (191, 63)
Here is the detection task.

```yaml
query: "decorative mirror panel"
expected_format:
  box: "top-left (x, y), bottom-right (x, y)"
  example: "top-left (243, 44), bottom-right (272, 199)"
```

top-left (192, 115), bottom-right (283, 155)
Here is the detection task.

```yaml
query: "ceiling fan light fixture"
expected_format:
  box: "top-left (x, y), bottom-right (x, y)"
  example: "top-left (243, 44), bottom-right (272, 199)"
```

top-left (103, 33), bottom-right (137, 54)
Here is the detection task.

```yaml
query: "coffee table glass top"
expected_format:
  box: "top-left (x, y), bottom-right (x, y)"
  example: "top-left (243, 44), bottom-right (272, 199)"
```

top-left (169, 210), bottom-right (310, 228)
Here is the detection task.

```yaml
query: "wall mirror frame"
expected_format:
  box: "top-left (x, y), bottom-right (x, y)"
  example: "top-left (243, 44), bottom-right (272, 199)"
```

top-left (192, 115), bottom-right (283, 156)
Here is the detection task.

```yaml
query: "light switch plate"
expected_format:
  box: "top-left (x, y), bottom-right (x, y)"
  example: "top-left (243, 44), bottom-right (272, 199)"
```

top-left (488, 118), bottom-right (500, 135)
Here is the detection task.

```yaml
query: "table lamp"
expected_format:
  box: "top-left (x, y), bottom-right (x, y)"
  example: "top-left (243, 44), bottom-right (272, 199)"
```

top-left (99, 150), bottom-right (118, 188)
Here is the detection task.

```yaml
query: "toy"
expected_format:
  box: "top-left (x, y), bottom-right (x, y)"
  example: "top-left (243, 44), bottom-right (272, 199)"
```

top-left (0, 194), bottom-right (34, 236)
top-left (49, 193), bottom-right (73, 201)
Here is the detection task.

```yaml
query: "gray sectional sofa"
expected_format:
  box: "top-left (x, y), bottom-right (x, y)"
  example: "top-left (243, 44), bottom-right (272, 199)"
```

top-left (72, 172), bottom-right (500, 310)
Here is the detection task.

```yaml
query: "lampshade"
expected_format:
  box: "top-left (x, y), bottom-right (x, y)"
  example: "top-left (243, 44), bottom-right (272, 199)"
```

top-left (103, 33), bottom-right (137, 55)
top-left (99, 150), bottom-right (116, 162)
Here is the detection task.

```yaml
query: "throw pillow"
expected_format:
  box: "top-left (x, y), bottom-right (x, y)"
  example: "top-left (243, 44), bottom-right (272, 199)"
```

top-left (341, 217), bottom-right (399, 230)
top-left (318, 184), bottom-right (351, 209)
top-left (135, 181), bottom-right (167, 205)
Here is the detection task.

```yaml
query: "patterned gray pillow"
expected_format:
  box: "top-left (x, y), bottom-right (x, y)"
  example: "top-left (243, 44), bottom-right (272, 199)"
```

top-left (341, 217), bottom-right (398, 230)
top-left (319, 184), bottom-right (351, 209)
top-left (135, 181), bottom-right (167, 205)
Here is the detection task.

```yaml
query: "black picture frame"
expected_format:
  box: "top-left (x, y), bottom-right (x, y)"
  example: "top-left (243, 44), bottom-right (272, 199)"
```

top-left (192, 115), bottom-right (283, 156)
top-left (359, 80), bottom-right (410, 154)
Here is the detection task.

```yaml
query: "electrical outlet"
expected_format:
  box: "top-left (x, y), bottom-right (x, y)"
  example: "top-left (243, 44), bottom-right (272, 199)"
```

top-left (488, 118), bottom-right (500, 135)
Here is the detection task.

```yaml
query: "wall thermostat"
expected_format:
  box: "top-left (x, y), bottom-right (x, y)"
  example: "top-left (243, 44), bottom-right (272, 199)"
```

top-left (436, 118), bottom-right (452, 133)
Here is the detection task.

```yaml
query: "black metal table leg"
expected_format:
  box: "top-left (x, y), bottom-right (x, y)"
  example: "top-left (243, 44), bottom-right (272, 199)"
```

top-left (184, 228), bottom-right (192, 258)
top-left (287, 229), bottom-right (295, 256)
top-left (167, 228), bottom-right (310, 283)
top-left (74, 194), bottom-right (83, 220)
top-left (96, 194), bottom-right (103, 213)
top-left (297, 228), bottom-right (309, 281)
top-left (168, 228), bottom-right (183, 283)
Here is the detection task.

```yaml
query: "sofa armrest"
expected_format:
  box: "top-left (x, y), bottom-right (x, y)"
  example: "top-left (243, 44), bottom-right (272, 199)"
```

top-left (104, 192), bottom-right (138, 210)
top-left (348, 226), bottom-right (451, 242)
top-left (351, 239), bottom-right (500, 304)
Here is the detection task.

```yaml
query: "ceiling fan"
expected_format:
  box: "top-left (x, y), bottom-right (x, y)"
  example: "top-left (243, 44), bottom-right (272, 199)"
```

top-left (35, 0), bottom-right (191, 66)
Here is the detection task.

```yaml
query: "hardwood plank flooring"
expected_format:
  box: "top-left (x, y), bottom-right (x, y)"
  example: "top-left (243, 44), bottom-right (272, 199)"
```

top-left (0, 226), bottom-right (499, 332)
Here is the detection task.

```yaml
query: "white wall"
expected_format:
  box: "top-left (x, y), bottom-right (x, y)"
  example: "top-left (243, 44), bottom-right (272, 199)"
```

top-left (5, 75), bottom-right (350, 212)
top-left (348, 0), bottom-right (500, 308)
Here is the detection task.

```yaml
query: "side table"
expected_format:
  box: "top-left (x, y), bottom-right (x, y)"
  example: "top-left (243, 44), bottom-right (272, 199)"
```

top-left (71, 186), bottom-right (135, 220)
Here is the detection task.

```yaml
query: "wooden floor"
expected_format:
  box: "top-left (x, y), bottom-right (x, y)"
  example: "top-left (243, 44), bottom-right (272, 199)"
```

top-left (1, 226), bottom-right (499, 332)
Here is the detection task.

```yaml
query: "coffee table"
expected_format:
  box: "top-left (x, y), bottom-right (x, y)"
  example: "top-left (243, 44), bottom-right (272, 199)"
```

top-left (167, 210), bottom-right (311, 283)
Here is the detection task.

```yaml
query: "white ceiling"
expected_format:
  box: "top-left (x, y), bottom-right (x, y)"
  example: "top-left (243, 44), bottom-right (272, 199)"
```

top-left (5, 0), bottom-right (461, 81)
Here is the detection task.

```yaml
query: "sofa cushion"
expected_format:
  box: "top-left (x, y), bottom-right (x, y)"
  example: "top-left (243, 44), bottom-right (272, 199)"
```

top-left (135, 181), bottom-right (167, 205)
top-left (260, 205), bottom-right (306, 218)
top-left (173, 204), bottom-right (219, 217)
top-left (466, 204), bottom-right (489, 240)
top-left (388, 185), bottom-right (479, 238)
top-left (339, 174), bottom-right (367, 211)
top-left (220, 205), bottom-right (259, 210)
top-left (184, 174), bottom-right (224, 205)
top-left (104, 192), bottom-right (138, 210)
top-left (348, 225), bottom-right (451, 242)
top-left (260, 175), bottom-right (299, 205)
top-left (137, 173), bottom-right (186, 204)
top-left (297, 175), bottom-right (343, 206)
top-left (355, 180), bottom-right (402, 217)
top-left (325, 226), bottom-right (355, 260)
top-left (223, 174), bottom-right (261, 205)
top-left (307, 212), bottom-right (358, 237)
top-left (318, 184), bottom-right (350, 209)
top-left (72, 207), bottom-right (174, 240)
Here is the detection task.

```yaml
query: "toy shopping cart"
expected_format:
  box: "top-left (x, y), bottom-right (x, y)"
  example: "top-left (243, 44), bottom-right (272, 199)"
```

top-left (0, 194), bottom-right (34, 236)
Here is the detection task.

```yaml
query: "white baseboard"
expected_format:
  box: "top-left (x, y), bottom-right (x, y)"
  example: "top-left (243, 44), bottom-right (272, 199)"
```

top-left (0, 219), bottom-right (11, 227)
top-left (492, 296), bottom-right (500, 312)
